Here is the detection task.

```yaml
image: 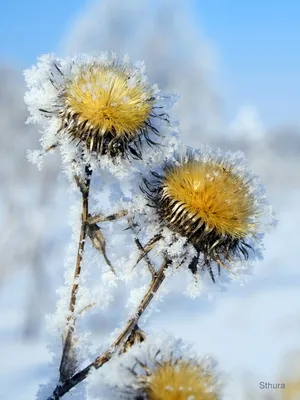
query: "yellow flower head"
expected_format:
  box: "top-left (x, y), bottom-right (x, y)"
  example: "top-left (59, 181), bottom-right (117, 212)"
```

top-left (99, 335), bottom-right (223, 400)
top-left (64, 65), bottom-right (153, 141)
top-left (161, 160), bottom-right (255, 240)
top-left (129, 356), bottom-right (220, 400)
top-left (143, 359), bottom-right (218, 400)
top-left (141, 150), bottom-right (263, 282)
top-left (39, 55), bottom-right (166, 159)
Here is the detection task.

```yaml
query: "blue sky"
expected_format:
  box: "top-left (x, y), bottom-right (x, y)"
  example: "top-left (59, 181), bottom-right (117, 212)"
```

top-left (0, 0), bottom-right (85, 66)
top-left (1, 0), bottom-right (299, 127)
top-left (195, 1), bottom-right (300, 128)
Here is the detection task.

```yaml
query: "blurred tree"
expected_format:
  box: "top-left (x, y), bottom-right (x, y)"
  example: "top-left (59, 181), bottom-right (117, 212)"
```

top-left (0, 66), bottom-right (65, 337)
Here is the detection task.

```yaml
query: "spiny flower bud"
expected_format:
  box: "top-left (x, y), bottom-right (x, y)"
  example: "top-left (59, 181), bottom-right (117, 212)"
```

top-left (92, 334), bottom-right (223, 400)
top-left (56, 63), bottom-right (157, 158)
top-left (24, 53), bottom-right (171, 163)
top-left (140, 148), bottom-right (273, 282)
top-left (130, 356), bottom-right (220, 400)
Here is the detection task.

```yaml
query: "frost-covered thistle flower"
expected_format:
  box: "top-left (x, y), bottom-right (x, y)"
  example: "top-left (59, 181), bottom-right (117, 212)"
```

top-left (128, 356), bottom-right (220, 400)
top-left (24, 53), bottom-right (170, 162)
top-left (140, 147), bottom-right (273, 282)
top-left (89, 333), bottom-right (222, 400)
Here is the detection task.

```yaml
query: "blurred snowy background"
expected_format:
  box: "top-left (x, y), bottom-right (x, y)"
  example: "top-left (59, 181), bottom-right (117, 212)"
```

top-left (1, 0), bottom-right (300, 398)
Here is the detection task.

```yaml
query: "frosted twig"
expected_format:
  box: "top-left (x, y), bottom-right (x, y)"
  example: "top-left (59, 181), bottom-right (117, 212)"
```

top-left (131, 234), bottom-right (162, 271)
top-left (87, 209), bottom-right (128, 225)
top-left (59, 165), bottom-right (92, 383)
top-left (78, 302), bottom-right (96, 316)
top-left (127, 217), bottom-right (156, 278)
top-left (47, 257), bottom-right (170, 399)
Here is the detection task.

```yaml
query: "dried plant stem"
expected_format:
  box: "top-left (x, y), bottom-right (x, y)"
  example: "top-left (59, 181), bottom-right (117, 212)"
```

top-left (59, 165), bottom-right (92, 382)
top-left (131, 234), bottom-right (162, 270)
top-left (133, 235), bottom-right (156, 278)
top-left (48, 257), bottom-right (170, 399)
top-left (87, 209), bottom-right (128, 224)
top-left (128, 217), bottom-right (156, 278)
top-left (69, 175), bottom-right (91, 314)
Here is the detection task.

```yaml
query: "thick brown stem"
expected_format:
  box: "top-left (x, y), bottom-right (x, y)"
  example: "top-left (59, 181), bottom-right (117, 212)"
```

top-left (48, 258), bottom-right (169, 399)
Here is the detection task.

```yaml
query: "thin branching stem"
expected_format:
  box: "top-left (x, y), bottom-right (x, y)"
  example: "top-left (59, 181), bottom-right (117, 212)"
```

top-left (59, 165), bottom-right (92, 382)
top-left (133, 236), bottom-right (156, 278)
top-left (48, 257), bottom-right (170, 399)
top-left (131, 234), bottom-right (162, 271)
top-left (87, 209), bottom-right (128, 225)
top-left (127, 217), bottom-right (156, 278)
top-left (69, 166), bottom-right (92, 314)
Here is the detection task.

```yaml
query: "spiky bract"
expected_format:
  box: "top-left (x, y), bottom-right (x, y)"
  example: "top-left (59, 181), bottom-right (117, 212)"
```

top-left (141, 150), bottom-right (262, 281)
top-left (128, 355), bottom-right (219, 400)
top-left (39, 55), bottom-right (167, 159)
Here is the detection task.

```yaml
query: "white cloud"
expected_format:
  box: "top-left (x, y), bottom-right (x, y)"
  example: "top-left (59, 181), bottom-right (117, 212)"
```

top-left (229, 106), bottom-right (265, 141)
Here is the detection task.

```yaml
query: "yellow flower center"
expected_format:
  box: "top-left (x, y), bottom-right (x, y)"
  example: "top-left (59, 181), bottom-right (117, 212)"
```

top-left (162, 161), bottom-right (256, 238)
top-left (146, 360), bottom-right (218, 400)
top-left (65, 66), bottom-right (153, 137)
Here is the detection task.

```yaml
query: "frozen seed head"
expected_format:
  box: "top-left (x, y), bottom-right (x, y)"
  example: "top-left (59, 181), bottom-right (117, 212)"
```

top-left (127, 355), bottom-right (219, 400)
top-left (58, 64), bottom-right (155, 158)
top-left (25, 53), bottom-right (168, 160)
top-left (141, 149), bottom-right (270, 282)
top-left (93, 333), bottom-right (223, 400)
top-left (161, 160), bottom-right (255, 240)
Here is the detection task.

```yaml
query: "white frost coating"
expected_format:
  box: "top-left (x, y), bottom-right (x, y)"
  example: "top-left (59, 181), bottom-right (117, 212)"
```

top-left (36, 376), bottom-right (60, 400)
top-left (24, 52), bottom-right (179, 182)
top-left (126, 285), bottom-right (148, 312)
top-left (86, 332), bottom-right (223, 400)
top-left (184, 277), bottom-right (206, 299)
top-left (113, 248), bottom-right (141, 283)
top-left (124, 279), bottom-right (170, 323)
top-left (74, 241), bottom-right (118, 316)
top-left (35, 329), bottom-right (89, 400)
top-left (26, 149), bottom-right (44, 170)
top-left (142, 281), bottom-right (170, 323)
top-left (166, 236), bottom-right (188, 258)
top-left (45, 200), bottom-right (82, 333)
top-left (101, 270), bottom-right (118, 288)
